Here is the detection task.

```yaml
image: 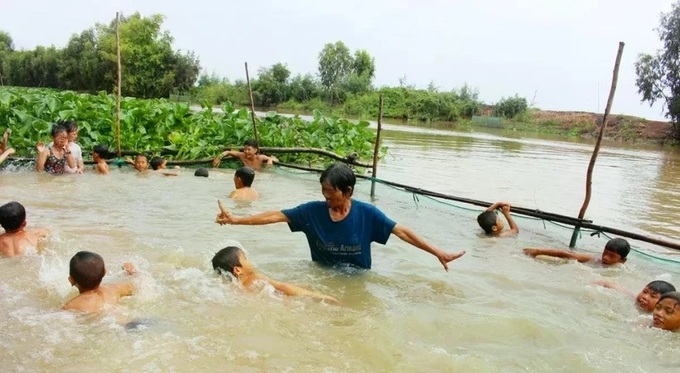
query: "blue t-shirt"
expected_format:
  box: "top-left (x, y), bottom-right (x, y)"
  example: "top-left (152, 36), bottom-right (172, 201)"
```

top-left (281, 199), bottom-right (397, 269)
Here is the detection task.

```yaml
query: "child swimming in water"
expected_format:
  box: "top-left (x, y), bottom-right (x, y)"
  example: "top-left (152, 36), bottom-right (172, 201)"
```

top-left (92, 144), bottom-right (110, 175)
top-left (229, 166), bottom-right (259, 201)
top-left (212, 246), bottom-right (339, 304)
top-left (595, 280), bottom-right (676, 313)
top-left (0, 201), bottom-right (49, 257)
top-left (63, 251), bottom-right (136, 314)
top-left (477, 201), bottom-right (520, 237)
top-left (523, 238), bottom-right (630, 266)
top-left (212, 139), bottom-right (278, 171)
top-left (652, 291), bottom-right (680, 331)
top-left (150, 156), bottom-right (178, 176)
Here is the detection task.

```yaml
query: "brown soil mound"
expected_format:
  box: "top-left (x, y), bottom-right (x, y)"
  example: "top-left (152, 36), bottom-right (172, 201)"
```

top-left (532, 110), bottom-right (673, 141)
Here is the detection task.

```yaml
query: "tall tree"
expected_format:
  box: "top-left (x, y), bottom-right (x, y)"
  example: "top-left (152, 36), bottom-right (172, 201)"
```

top-left (635, 1), bottom-right (680, 139)
top-left (352, 49), bottom-right (375, 80)
top-left (317, 41), bottom-right (353, 103)
top-left (0, 30), bottom-right (14, 85)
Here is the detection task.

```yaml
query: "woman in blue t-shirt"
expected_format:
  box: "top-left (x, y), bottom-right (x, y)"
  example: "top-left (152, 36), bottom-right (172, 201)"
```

top-left (215, 163), bottom-right (465, 270)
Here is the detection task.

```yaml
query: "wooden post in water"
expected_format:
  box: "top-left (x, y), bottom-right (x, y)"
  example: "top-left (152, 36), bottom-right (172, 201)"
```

top-left (370, 94), bottom-right (384, 199)
top-left (569, 42), bottom-right (625, 248)
top-left (244, 62), bottom-right (259, 144)
top-left (115, 12), bottom-right (122, 158)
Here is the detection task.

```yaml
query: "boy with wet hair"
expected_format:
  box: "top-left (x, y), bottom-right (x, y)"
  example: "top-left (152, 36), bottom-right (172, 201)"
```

top-left (0, 201), bottom-right (49, 257)
top-left (194, 167), bottom-right (209, 177)
top-left (652, 291), bottom-right (680, 331)
top-left (212, 138), bottom-right (278, 171)
top-left (229, 166), bottom-right (259, 201)
top-left (523, 237), bottom-right (631, 266)
top-left (477, 201), bottom-right (519, 237)
top-left (63, 251), bottom-right (136, 314)
top-left (92, 144), bottom-right (110, 175)
top-left (150, 156), bottom-right (178, 176)
top-left (595, 279), bottom-right (676, 313)
top-left (212, 246), bottom-right (339, 304)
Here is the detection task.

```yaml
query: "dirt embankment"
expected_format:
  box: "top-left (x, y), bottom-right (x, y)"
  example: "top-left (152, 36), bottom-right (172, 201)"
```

top-left (531, 110), bottom-right (673, 141)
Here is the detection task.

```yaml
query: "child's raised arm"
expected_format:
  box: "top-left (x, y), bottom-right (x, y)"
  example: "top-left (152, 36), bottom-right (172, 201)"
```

top-left (523, 248), bottom-right (593, 263)
top-left (212, 150), bottom-right (241, 168)
top-left (499, 204), bottom-right (520, 236)
top-left (0, 147), bottom-right (14, 165)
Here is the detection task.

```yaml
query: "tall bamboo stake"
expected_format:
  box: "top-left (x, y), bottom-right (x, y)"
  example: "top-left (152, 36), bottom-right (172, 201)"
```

top-left (370, 94), bottom-right (384, 198)
top-left (569, 42), bottom-right (625, 248)
top-left (244, 62), bottom-right (259, 144)
top-left (115, 12), bottom-right (122, 158)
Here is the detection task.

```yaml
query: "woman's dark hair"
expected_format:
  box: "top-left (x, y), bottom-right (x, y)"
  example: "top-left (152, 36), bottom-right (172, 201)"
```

top-left (51, 124), bottom-right (67, 138)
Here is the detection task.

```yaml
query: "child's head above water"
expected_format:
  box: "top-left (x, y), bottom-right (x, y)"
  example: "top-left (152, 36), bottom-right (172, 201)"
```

top-left (194, 168), bottom-right (209, 177)
top-left (150, 156), bottom-right (167, 171)
top-left (637, 280), bottom-right (676, 312)
top-left (234, 166), bottom-right (255, 189)
top-left (243, 139), bottom-right (259, 159)
top-left (652, 291), bottom-right (680, 331)
top-left (477, 211), bottom-right (503, 235)
top-left (134, 154), bottom-right (149, 171)
top-left (69, 251), bottom-right (106, 292)
top-left (0, 201), bottom-right (26, 233)
top-left (601, 238), bottom-right (630, 265)
top-left (211, 246), bottom-right (254, 278)
top-left (92, 144), bottom-right (110, 161)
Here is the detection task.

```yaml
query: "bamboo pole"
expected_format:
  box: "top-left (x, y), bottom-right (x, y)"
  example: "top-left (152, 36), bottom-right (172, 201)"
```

top-left (115, 12), bottom-right (122, 158)
top-left (370, 94), bottom-right (384, 198)
top-left (244, 62), bottom-right (259, 144)
top-left (569, 42), bottom-right (625, 248)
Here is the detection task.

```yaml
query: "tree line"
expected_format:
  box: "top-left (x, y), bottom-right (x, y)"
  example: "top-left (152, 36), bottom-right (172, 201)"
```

top-left (0, 12), bottom-right (529, 124)
top-left (0, 13), bottom-right (200, 99)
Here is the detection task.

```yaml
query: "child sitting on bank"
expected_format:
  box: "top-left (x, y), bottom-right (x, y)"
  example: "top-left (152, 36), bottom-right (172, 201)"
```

top-left (477, 201), bottom-right (519, 237)
top-left (63, 251), bottom-right (136, 314)
top-left (0, 201), bottom-right (49, 257)
top-left (595, 280), bottom-right (676, 313)
top-left (92, 144), bottom-right (111, 175)
top-left (212, 246), bottom-right (339, 304)
top-left (229, 166), bottom-right (259, 201)
top-left (523, 237), bottom-right (630, 266)
top-left (652, 292), bottom-right (680, 331)
top-left (212, 139), bottom-right (278, 171)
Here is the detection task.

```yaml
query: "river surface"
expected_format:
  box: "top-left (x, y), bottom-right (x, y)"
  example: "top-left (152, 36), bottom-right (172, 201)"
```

top-left (1, 123), bottom-right (680, 372)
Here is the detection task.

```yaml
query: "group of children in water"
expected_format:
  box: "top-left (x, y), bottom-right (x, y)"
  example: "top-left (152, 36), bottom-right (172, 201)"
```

top-left (1, 121), bottom-right (680, 334)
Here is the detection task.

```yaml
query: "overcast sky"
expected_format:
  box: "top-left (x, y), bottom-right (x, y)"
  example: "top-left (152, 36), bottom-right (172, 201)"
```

top-left (0, 0), bottom-right (675, 119)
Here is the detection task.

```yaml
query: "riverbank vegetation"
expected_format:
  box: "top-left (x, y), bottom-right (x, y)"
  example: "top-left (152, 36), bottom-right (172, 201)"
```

top-left (0, 87), bottom-right (381, 163)
top-left (0, 11), bottom-right (675, 143)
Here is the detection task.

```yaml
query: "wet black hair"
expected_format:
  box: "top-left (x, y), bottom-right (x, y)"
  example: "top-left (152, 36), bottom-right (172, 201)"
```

top-left (134, 154), bottom-right (148, 161)
top-left (646, 280), bottom-right (676, 295)
top-left (243, 139), bottom-right (259, 149)
top-left (604, 238), bottom-right (631, 259)
top-left (150, 156), bottom-right (165, 170)
top-left (69, 251), bottom-right (106, 291)
top-left (235, 166), bottom-right (255, 187)
top-left (194, 168), bottom-right (209, 177)
top-left (211, 246), bottom-right (243, 276)
top-left (92, 144), bottom-right (111, 159)
top-left (477, 211), bottom-right (497, 235)
top-left (319, 163), bottom-right (356, 196)
top-left (58, 120), bottom-right (78, 133)
top-left (0, 201), bottom-right (26, 232)
top-left (658, 291), bottom-right (680, 306)
top-left (51, 124), bottom-right (67, 138)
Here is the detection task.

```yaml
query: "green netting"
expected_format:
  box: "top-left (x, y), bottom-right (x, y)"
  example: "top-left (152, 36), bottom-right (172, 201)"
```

top-left (276, 165), bottom-right (680, 267)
